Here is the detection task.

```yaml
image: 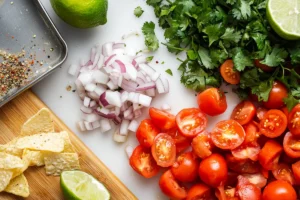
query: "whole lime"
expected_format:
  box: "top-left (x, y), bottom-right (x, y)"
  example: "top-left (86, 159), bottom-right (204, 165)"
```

top-left (50, 0), bottom-right (108, 29)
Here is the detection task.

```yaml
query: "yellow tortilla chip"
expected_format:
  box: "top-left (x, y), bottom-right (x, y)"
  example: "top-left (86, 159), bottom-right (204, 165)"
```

top-left (11, 158), bottom-right (30, 179)
top-left (0, 139), bottom-right (23, 158)
top-left (15, 133), bottom-right (64, 152)
top-left (44, 153), bottom-right (80, 176)
top-left (22, 149), bottom-right (44, 167)
top-left (4, 173), bottom-right (29, 197)
top-left (21, 108), bottom-right (54, 136)
top-left (0, 152), bottom-right (24, 170)
top-left (61, 131), bottom-right (75, 153)
top-left (0, 170), bottom-right (13, 192)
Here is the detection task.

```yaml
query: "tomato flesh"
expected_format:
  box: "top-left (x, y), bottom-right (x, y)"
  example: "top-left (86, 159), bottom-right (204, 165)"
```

top-left (149, 107), bottom-right (176, 131)
top-left (211, 120), bottom-right (245, 150)
top-left (191, 131), bottom-right (214, 159)
top-left (258, 140), bottom-right (282, 170)
top-left (129, 145), bottom-right (160, 178)
top-left (256, 107), bottom-right (268, 122)
top-left (231, 100), bottom-right (256, 125)
top-left (176, 108), bottom-right (207, 138)
top-left (232, 142), bottom-right (260, 161)
top-left (292, 161), bottom-right (300, 184)
top-left (220, 59), bottom-right (240, 85)
top-left (283, 132), bottom-right (300, 158)
top-left (197, 87), bottom-right (227, 116)
top-left (226, 154), bottom-right (260, 174)
top-left (272, 163), bottom-right (295, 185)
top-left (259, 109), bottom-right (287, 138)
top-left (288, 104), bottom-right (300, 136)
top-left (167, 130), bottom-right (190, 153)
top-left (262, 180), bottom-right (297, 200)
top-left (186, 183), bottom-right (212, 200)
top-left (136, 119), bottom-right (159, 148)
top-left (241, 173), bottom-right (267, 188)
top-left (151, 133), bottom-right (176, 167)
top-left (159, 170), bottom-right (187, 199)
top-left (236, 176), bottom-right (262, 200)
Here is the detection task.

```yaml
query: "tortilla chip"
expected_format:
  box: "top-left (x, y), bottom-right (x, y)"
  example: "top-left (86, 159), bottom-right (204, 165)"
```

top-left (0, 152), bottom-right (24, 170)
top-left (61, 131), bottom-right (75, 153)
top-left (44, 153), bottom-right (80, 176)
top-left (4, 173), bottom-right (29, 197)
top-left (21, 108), bottom-right (54, 136)
top-left (11, 158), bottom-right (30, 179)
top-left (22, 149), bottom-right (44, 167)
top-left (15, 133), bottom-right (64, 152)
top-left (0, 170), bottom-right (13, 192)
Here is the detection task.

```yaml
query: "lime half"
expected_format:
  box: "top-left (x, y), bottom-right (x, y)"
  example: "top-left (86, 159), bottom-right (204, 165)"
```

top-left (267, 0), bottom-right (300, 40)
top-left (60, 171), bottom-right (110, 200)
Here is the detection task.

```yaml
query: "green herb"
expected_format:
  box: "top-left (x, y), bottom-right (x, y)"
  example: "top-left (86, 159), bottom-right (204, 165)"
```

top-left (142, 21), bottom-right (159, 51)
top-left (146, 56), bottom-right (154, 62)
top-left (165, 69), bottom-right (173, 76)
top-left (134, 6), bottom-right (144, 18)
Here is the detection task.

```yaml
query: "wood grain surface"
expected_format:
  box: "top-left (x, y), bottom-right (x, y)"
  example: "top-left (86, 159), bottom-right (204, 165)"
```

top-left (0, 90), bottom-right (137, 200)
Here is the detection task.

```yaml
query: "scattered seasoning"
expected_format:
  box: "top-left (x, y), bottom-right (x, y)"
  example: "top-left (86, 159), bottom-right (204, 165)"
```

top-left (66, 85), bottom-right (72, 91)
top-left (50, 48), bottom-right (54, 52)
top-left (72, 90), bottom-right (76, 93)
top-left (47, 55), bottom-right (50, 59)
top-left (156, 61), bottom-right (159, 64)
top-left (165, 69), bottom-right (173, 76)
top-left (60, 96), bottom-right (62, 98)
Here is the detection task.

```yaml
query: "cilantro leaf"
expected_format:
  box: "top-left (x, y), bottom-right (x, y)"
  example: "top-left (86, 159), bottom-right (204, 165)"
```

top-left (284, 94), bottom-right (300, 111)
top-left (232, 48), bottom-right (253, 71)
top-left (198, 46), bottom-right (216, 69)
top-left (261, 46), bottom-right (288, 67)
top-left (251, 79), bottom-right (274, 102)
top-left (146, 0), bottom-right (162, 6)
top-left (165, 69), bottom-right (173, 76)
top-left (240, 0), bottom-right (252, 20)
top-left (142, 21), bottom-right (159, 51)
top-left (203, 23), bottom-right (224, 46)
top-left (134, 6), bottom-right (144, 18)
top-left (221, 28), bottom-right (242, 44)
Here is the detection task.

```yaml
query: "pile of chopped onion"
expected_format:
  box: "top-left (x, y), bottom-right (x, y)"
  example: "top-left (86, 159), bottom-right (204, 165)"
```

top-left (69, 41), bottom-right (169, 142)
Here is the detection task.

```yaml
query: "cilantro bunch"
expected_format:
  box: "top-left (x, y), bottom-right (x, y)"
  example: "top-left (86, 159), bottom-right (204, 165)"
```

top-left (146, 0), bottom-right (300, 109)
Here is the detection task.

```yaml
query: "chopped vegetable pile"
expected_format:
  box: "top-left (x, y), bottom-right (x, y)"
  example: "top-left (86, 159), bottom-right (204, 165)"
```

top-left (146, 0), bottom-right (300, 110)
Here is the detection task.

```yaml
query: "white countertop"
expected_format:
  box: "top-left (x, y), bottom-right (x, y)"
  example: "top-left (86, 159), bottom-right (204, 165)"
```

top-left (34, 1), bottom-right (240, 199)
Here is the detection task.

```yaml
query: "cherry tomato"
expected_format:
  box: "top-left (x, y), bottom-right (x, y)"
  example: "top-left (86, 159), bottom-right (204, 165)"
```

top-left (197, 88), bottom-right (227, 116)
top-left (236, 176), bottom-right (261, 200)
top-left (171, 152), bottom-right (199, 182)
top-left (259, 109), bottom-right (287, 138)
top-left (215, 185), bottom-right (228, 200)
top-left (151, 133), bottom-right (176, 167)
top-left (211, 120), bottom-right (245, 150)
top-left (231, 100), bottom-right (256, 125)
top-left (167, 130), bottom-right (190, 153)
top-left (175, 108), bottom-right (207, 138)
top-left (258, 140), bottom-right (282, 170)
top-left (186, 184), bottom-right (212, 200)
top-left (136, 119), bottom-right (159, 148)
top-left (149, 107), bottom-right (176, 131)
top-left (220, 59), bottom-right (240, 84)
top-left (198, 153), bottom-right (228, 187)
top-left (260, 167), bottom-right (269, 179)
top-left (254, 59), bottom-right (273, 72)
top-left (159, 170), bottom-right (187, 199)
top-left (256, 107), bottom-right (268, 122)
top-left (232, 142), bottom-right (260, 161)
top-left (241, 173), bottom-right (267, 188)
top-left (281, 106), bottom-right (289, 119)
top-left (226, 154), bottom-right (260, 174)
top-left (263, 81), bottom-right (288, 109)
top-left (129, 145), bottom-right (160, 178)
top-left (288, 104), bottom-right (300, 136)
top-left (272, 163), bottom-right (295, 185)
top-left (292, 161), bottom-right (300, 184)
top-left (262, 180), bottom-right (297, 200)
top-left (243, 121), bottom-right (260, 144)
top-left (191, 131), bottom-right (214, 159)
top-left (283, 132), bottom-right (300, 158)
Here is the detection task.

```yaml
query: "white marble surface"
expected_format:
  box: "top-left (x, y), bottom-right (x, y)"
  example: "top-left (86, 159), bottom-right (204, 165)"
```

top-left (32, 0), bottom-right (240, 199)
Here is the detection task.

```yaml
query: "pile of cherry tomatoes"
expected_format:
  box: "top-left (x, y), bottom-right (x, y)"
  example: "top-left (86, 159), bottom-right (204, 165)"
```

top-left (129, 83), bottom-right (300, 200)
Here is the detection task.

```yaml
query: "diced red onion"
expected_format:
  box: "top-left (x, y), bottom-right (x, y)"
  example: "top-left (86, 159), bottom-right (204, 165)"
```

top-left (123, 106), bottom-right (133, 118)
top-left (115, 60), bottom-right (126, 73)
top-left (92, 70), bottom-right (109, 85)
top-left (132, 55), bottom-right (147, 67)
top-left (155, 78), bottom-right (165, 94)
top-left (138, 94), bottom-right (152, 107)
top-left (92, 53), bottom-right (100, 69)
top-left (112, 116), bottom-right (122, 125)
top-left (77, 121), bottom-right (86, 131)
top-left (103, 65), bottom-right (114, 74)
top-left (85, 83), bottom-right (97, 92)
top-left (104, 54), bottom-right (116, 66)
top-left (146, 88), bottom-right (156, 97)
top-left (151, 72), bottom-right (160, 81)
top-left (134, 109), bottom-right (142, 118)
top-left (87, 91), bottom-right (99, 101)
top-left (115, 107), bottom-right (121, 116)
top-left (107, 80), bottom-right (118, 90)
top-left (96, 107), bottom-right (116, 119)
top-left (84, 121), bottom-right (93, 131)
top-left (128, 120), bottom-right (139, 132)
top-left (125, 145), bottom-right (134, 158)
top-left (100, 119), bottom-right (111, 133)
top-left (97, 54), bottom-right (105, 69)
top-left (120, 120), bottom-right (130, 136)
top-left (68, 64), bottom-right (79, 76)
top-left (78, 71), bottom-right (93, 86)
top-left (83, 97), bottom-right (91, 107)
top-left (118, 75), bottom-right (123, 87)
top-left (94, 85), bottom-right (106, 96)
top-left (83, 113), bottom-right (101, 122)
top-left (75, 79), bottom-right (85, 93)
top-left (102, 42), bottom-right (114, 57)
top-left (80, 59), bottom-right (87, 67)
top-left (91, 120), bottom-right (101, 129)
top-left (138, 64), bottom-right (156, 78)
top-left (90, 47), bottom-right (96, 63)
top-left (113, 128), bottom-right (127, 143)
top-left (161, 103), bottom-right (171, 111)
top-left (124, 113), bottom-right (134, 120)
top-left (113, 43), bottom-right (126, 49)
top-left (99, 92), bottom-right (109, 107)
top-left (133, 103), bottom-right (142, 111)
top-left (121, 102), bottom-right (129, 112)
top-left (162, 78), bottom-right (169, 93)
top-left (81, 106), bottom-right (93, 114)
top-left (89, 100), bottom-right (97, 108)
top-left (121, 91), bottom-right (129, 103)
top-left (136, 82), bottom-right (156, 91)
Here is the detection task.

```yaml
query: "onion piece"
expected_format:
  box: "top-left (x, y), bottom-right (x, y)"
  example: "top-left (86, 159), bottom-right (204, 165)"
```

top-left (94, 85), bottom-right (106, 96)
top-left (107, 80), bottom-right (118, 90)
top-left (90, 47), bottom-right (96, 63)
top-left (123, 106), bottom-right (133, 118)
top-left (83, 97), bottom-right (91, 107)
top-left (134, 109), bottom-right (142, 118)
top-left (68, 64), bottom-right (79, 76)
top-left (85, 83), bottom-right (97, 92)
top-left (81, 106), bottom-right (93, 114)
top-left (96, 107), bottom-right (116, 119)
top-left (75, 79), bottom-right (85, 93)
top-left (89, 100), bottom-right (97, 108)
top-left (92, 70), bottom-right (109, 85)
top-left (146, 88), bottom-right (156, 97)
top-left (112, 116), bottom-right (122, 125)
top-left (102, 42), bottom-right (113, 57)
top-left (138, 94), bottom-right (152, 107)
top-left (162, 78), bottom-right (169, 93)
top-left (91, 120), bottom-right (101, 129)
top-left (128, 120), bottom-right (139, 132)
top-left (155, 78), bottom-right (165, 94)
top-left (136, 82), bottom-right (156, 91)
top-left (97, 54), bottom-right (105, 69)
top-left (84, 121), bottom-right (93, 131)
top-left (100, 119), bottom-right (112, 133)
top-left (83, 113), bottom-right (101, 122)
top-left (161, 103), bottom-right (171, 111)
top-left (104, 54), bottom-right (116, 66)
top-left (113, 129), bottom-right (128, 143)
top-left (125, 145), bottom-right (134, 158)
top-left (77, 121), bottom-right (86, 132)
top-left (132, 55), bottom-right (147, 67)
top-left (120, 120), bottom-right (130, 136)
top-left (92, 53), bottom-right (100, 69)
top-left (78, 71), bottom-right (93, 86)
top-left (133, 103), bottom-right (143, 111)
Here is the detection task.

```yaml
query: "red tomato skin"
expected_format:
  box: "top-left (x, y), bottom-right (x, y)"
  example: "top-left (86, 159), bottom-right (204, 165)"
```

top-left (259, 109), bottom-right (287, 138)
top-left (262, 180), bottom-right (297, 200)
top-left (231, 142), bottom-right (260, 161)
top-left (197, 88), bottom-right (227, 116)
top-left (166, 130), bottom-right (191, 154)
top-left (243, 121), bottom-right (260, 144)
top-left (136, 119), bottom-right (160, 148)
top-left (256, 107), bottom-right (268, 122)
top-left (231, 101), bottom-right (256, 125)
top-left (263, 81), bottom-right (288, 109)
top-left (254, 59), bottom-right (274, 72)
top-left (241, 173), bottom-right (267, 188)
top-left (159, 170), bottom-right (187, 199)
top-left (281, 107), bottom-right (289, 119)
top-left (149, 107), bottom-right (176, 131)
top-left (288, 104), bottom-right (300, 136)
top-left (292, 161), bottom-right (300, 184)
top-left (175, 108), bottom-right (207, 138)
top-left (272, 163), bottom-right (295, 185)
top-left (198, 153), bottom-right (228, 188)
top-left (186, 184), bottom-right (212, 200)
top-left (283, 132), bottom-right (300, 158)
top-left (258, 140), bottom-right (283, 170)
top-left (129, 145), bottom-right (160, 178)
top-left (191, 131), bottom-right (214, 159)
top-left (171, 152), bottom-right (199, 182)
top-left (237, 183), bottom-right (261, 200)
top-left (220, 59), bottom-right (241, 85)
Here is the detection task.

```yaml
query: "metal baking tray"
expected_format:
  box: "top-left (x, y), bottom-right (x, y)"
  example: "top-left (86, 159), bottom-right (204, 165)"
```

top-left (0, 0), bottom-right (67, 107)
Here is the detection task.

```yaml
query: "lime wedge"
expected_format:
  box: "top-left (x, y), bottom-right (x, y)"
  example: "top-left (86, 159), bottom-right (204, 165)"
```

top-left (60, 171), bottom-right (110, 200)
top-left (267, 0), bottom-right (300, 40)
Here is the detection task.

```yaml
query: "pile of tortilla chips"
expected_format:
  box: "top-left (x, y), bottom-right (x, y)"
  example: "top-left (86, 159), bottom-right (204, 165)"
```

top-left (0, 108), bottom-right (80, 197)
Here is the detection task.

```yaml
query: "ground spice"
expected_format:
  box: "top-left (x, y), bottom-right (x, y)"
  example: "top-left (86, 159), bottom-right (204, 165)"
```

top-left (0, 50), bottom-right (33, 97)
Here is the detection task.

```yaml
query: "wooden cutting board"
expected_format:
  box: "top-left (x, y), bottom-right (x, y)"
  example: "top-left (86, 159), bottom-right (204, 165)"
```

top-left (0, 90), bottom-right (137, 200)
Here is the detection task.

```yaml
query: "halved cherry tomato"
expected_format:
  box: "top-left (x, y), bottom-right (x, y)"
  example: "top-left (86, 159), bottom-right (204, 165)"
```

top-left (272, 163), bottom-right (295, 185)
top-left (283, 132), bottom-right (300, 158)
top-left (199, 153), bottom-right (228, 187)
top-left (175, 108), bottom-right (207, 138)
top-left (151, 133), bottom-right (176, 167)
top-left (166, 130), bottom-right (190, 153)
top-left (260, 167), bottom-right (269, 179)
top-left (259, 109), bottom-right (287, 138)
top-left (232, 142), bottom-right (260, 161)
top-left (281, 107), bottom-right (289, 119)
top-left (186, 183), bottom-right (212, 200)
top-left (262, 180), bottom-right (297, 200)
top-left (129, 145), bottom-right (160, 178)
top-left (191, 131), bottom-right (214, 159)
top-left (241, 173), bottom-right (267, 188)
top-left (159, 170), bottom-right (187, 199)
top-left (236, 176), bottom-right (261, 200)
top-left (220, 59), bottom-right (240, 85)
top-left (258, 140), bottom-right (282, 170)
top-left (149, 107), bottom-right (176, 131)
top-left (136, 119), bottom-right (159, 148)
top-left (288, 104), bottom-right (300, 136)
top-left (254, 59), bottom-right (273, 72)
top-left (211, 119), bottom-right (245, 150)
top-left (231, 101), bottom-right (256, 125)
top-left (215, 185), bottom-right (228, 200)
top-left (263, 81), bottom-right (288, 109)
top-left (197, 88), bottom-right (227, 116)
top-left (243, 121), bottom-right (260, 144)
top-left (171, 152), bottom-right (199, 182)
top-left (292, 161), bottom-right (300, 184)
top-left (256, 107), bottom-right (268, 122)
top-left (226, 154), bottom-right (260, 174)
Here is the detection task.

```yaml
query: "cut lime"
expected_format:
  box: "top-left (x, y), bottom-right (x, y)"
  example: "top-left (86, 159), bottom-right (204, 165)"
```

top-left (267, 0), bottom-right (300, 40)
top-left (60, 171), bottom-right (110, 200)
